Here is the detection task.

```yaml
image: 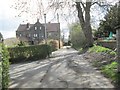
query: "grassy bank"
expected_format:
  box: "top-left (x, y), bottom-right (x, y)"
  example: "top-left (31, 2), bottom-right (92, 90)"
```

top-left (74, 44), bottom-right (119, 87)
top-left (88, 45), bottom-right (119, 87)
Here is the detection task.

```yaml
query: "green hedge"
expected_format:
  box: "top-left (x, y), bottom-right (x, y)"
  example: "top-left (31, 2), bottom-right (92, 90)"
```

top-left (0, 43), bottom-right (10, 89)
top-left (8, 44), bottom-right (52, 63)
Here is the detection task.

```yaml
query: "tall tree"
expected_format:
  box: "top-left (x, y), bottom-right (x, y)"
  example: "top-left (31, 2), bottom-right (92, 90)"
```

top-left (69, 22), bottom-right (86, 48)
top-left (12, 0), bottom-right (111, 47)
top-left (98, 3), bottom-right (119, 34)
top-left (76, 2), bottom-right (93, 47)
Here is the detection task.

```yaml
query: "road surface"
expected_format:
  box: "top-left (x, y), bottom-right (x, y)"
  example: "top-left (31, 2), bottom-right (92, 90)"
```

top-left (9, 46), bottom-right (114, 88)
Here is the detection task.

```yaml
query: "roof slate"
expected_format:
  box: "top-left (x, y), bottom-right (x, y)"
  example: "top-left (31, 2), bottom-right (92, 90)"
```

top-left (17, 22), bottom-right (60, 32)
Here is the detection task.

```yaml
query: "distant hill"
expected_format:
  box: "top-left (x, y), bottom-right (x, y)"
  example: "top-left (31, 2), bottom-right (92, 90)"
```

top-left (4, 37), bottom-right (20, 47)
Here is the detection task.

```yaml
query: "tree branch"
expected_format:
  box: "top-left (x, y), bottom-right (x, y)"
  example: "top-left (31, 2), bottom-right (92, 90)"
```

top-left (76, 2), bottom-right (85, 29)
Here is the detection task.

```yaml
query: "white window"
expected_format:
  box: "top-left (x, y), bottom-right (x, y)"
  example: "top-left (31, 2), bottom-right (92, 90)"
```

top-left (20, 34), bottom-right (22, 37)
top-left (35, 27), bottom-right (37, 30)
top-left (40, 27), bottom-right (41, 30)
top-left (36, 34), bottom-right (38, 37)
top-left (28, 34), bottom-right (31, 37)
top-left (34, 34), bottom-right (38, 37)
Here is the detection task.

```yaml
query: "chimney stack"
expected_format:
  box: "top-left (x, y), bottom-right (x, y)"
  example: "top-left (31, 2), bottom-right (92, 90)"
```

top-left (26, 23), bottom-right (30, 29)
top-left (37, 18), bottom-right (39, 22)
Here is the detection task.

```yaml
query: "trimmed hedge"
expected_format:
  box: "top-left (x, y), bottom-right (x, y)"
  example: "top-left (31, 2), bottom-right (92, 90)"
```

top-left (0, 43), bottom-right (10, 89)
top-left (8, 44), bottom-right (52, 63)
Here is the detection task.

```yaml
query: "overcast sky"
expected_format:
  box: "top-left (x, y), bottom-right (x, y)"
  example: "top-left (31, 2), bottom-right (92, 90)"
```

top-left (0, 0), bottom-right (118, 39)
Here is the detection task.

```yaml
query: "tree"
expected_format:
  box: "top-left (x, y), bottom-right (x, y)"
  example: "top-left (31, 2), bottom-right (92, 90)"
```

top-left (69, 22), bottom-right (86, 48)
top-left (12, 0), bottom-right (111, 47)
top-left (98, 3), bottom-right (119, 34)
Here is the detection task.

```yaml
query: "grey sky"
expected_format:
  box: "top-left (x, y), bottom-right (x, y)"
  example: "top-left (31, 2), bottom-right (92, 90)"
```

top-left (0, 0), bottom-right (118, 39)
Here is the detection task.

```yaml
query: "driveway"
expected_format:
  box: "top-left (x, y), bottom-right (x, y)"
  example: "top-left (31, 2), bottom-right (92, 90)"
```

top-left (9, 46), bottom-right (114, 88)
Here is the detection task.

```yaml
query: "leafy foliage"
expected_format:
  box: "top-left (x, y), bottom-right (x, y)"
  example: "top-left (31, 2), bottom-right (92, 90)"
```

top-left (102, 62), bottom-right (118, 82)
top-left (49, 40), bottom-right (63, 51)
top-left (39, 39), bottom-right (63, 51)
top-left (89, 45), bottom-right (119, 85)
top-left (98, 3), bottom-right (120, 36)
top-left (8, 44), bottom-right (52, 63)
top-left (89, 45), bottom-right (116, 56)
top-left (0, 43), bottom-right (10, 89)
top-left (69, 22), bottom-right (87, 49)
top-left (17, 41), bottom-right (26, 47)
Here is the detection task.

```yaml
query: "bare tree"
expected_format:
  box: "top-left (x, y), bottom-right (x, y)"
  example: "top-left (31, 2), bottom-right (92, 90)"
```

top-left (11, 0), bottom-right (112, 47)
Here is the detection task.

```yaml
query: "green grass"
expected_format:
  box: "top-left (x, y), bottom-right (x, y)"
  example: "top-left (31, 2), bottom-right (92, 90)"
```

top-left (89, 45), bottom-right (116, 55)
top-left (102, 62), bottom-right (118, 81)
top-left (101, 62), bottom-right (120, 86)
top-left (89, 45), bottom-right (119, 85)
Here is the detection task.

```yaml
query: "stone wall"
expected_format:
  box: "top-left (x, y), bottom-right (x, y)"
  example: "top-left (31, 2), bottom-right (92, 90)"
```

top-left (97, 40), bottom-right (116, 50)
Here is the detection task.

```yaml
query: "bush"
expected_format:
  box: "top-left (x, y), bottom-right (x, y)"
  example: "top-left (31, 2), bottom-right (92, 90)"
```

top-left (39, 39), bottom-right (63, 51)
top-left (17, 41), bottom-right (26, 47)
top-left (8, 44), bottom-right (52, 63)
top-left (69, 22), bottom-right (87, 49)
top-left (0, 43), bottom-right (10, 89)
top-left (49, 40), bottom-right (63, 51)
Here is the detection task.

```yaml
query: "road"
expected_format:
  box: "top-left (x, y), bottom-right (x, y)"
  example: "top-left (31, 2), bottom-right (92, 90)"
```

top-left (9, 46), bottom-right (114, 88)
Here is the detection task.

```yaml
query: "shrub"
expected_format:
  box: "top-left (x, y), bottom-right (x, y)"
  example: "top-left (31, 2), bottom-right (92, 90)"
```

top-left (17, 41), bottom-right (26, 47)
top-left (39, 39), bottom-right (63, 51)
top-left (49, 40), bottom-right (63, 51)
top-left (69, 22), bottom-right (87, 49)
top-left (8, 44), bottom-right (52, 63)
top-left (0, 43), bottom-right (10, 89)
top-left (102, 62), bottom-right (118, 82)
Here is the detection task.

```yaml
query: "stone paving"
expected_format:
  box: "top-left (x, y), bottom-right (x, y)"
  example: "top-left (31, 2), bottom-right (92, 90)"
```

top-left (9, 46), bottom-right (114, 88)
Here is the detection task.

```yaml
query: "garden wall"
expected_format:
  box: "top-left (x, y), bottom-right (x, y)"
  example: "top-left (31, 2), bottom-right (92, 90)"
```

top-left (97, 40), bottom-right (116, 50)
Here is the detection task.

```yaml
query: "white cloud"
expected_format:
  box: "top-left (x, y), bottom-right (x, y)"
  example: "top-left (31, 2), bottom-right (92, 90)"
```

top-left (1, 30), bottom-right (16, 39)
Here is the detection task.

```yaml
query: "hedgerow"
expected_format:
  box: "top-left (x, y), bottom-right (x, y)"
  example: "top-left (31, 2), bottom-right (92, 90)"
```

top-left (8, 44), bottom-right (52, 63)
top-left (0, 43), bottom-right (10, 89)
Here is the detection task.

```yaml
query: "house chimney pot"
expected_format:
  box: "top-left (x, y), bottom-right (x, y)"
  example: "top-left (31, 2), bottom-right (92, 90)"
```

top-left (27, 23), bottom-right (30, 28)
top-left (37, 19), bottom-right (39, 22)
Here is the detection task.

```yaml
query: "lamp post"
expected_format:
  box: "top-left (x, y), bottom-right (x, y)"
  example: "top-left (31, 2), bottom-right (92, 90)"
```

top-left (44, 13), bottom-right (47, 44)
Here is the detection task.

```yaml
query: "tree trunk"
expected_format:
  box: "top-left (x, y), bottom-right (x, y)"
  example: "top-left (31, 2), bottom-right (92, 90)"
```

top-left (76, 2), bottom-right (94, 47)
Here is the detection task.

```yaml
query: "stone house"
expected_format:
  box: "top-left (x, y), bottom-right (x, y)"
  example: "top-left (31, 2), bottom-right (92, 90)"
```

top-left (16, 19), bottom-right (60, 45)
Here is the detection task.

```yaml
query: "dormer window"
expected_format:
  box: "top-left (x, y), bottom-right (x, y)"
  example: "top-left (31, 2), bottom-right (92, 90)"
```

top-left (35, 27), bottom-right (37, 30)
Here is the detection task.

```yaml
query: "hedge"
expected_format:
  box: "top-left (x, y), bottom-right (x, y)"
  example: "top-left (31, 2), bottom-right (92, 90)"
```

top-left (8, 44), bottom-right (52, 63)
top-left (0, 43), bottom-right (10, 89)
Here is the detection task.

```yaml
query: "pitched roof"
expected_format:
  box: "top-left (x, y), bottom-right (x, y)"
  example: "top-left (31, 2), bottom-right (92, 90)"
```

top-left (17, 24), bottom-right (34, 31)
top-left (16, 22), bottom-right (60, 32)
top-left (45, 23), bottom-right (60, 32)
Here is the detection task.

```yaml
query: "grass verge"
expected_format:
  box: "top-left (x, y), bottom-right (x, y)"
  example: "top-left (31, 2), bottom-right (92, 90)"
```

top-left (89, 45), bottom-right (119, 87)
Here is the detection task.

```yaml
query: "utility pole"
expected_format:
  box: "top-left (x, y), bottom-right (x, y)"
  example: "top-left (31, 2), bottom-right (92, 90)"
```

top-left (57, 13), bottom-right (61, 49)
top-left (44, 13), bottom-right (47, 44)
